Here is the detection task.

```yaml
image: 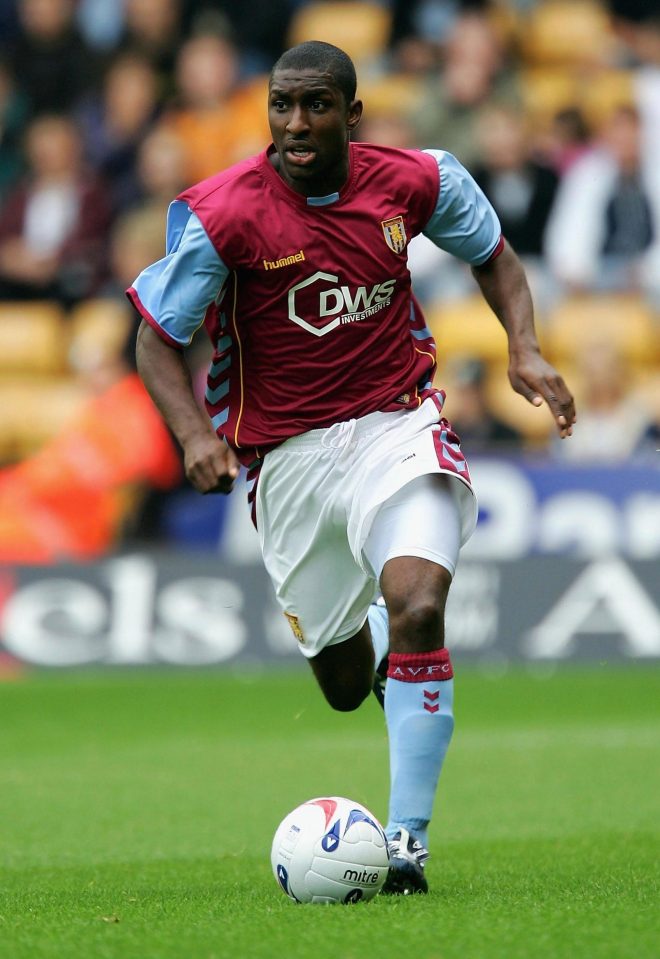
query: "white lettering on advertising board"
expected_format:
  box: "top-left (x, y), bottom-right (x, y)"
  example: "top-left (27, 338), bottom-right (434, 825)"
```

top-left (526, 558), bottom-right (660, 658)
top-left (1, 556), bottom-right (248, 665)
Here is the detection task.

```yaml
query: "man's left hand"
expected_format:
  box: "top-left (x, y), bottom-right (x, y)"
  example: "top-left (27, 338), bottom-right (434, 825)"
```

top-left (508, 350), bottom-right (576, 438)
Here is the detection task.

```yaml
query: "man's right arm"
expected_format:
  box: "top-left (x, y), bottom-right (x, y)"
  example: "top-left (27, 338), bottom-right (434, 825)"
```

top-left (136, 321), bottom-right (239, 494)
top-left (128, 205), bottom-right (239, 492)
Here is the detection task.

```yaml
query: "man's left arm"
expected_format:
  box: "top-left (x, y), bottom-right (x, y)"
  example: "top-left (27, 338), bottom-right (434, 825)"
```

top-left (472, 241), bottom-right (575, 438)
top-left (421, 150), bottom-right (576, 439)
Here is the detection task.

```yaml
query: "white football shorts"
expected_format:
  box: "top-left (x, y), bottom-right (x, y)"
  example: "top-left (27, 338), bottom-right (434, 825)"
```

top-left (255, 395), bottom-right (478, 658)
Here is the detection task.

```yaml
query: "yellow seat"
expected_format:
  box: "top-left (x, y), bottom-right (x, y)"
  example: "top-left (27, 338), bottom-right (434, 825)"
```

top-left (521, 0), bottom-right (616, 68)
top-left (545, 295), bottom-right (659, 368)
top-left (633, 370), bottom-right (660, 422)
top-left (521, 67), bottom-right (635, 133)
top-left (0, 302), bottom-right (67, 374)
top-left (68, 298), bottom-right (133, 367)
top-left (579, 70), bottom-right (635, 128)
top-left (485, 369), bottom-right (556, 446)
top-left (287, 1), bottom-right (392, 66)
top-left (520, 68), bottom-right (580, 129)
top-left (358, 73), bottom-right (425, 119)
top-left (428, 295), bottom-right (547, 364)
top-left (0, 375), bottom-right (86, 462)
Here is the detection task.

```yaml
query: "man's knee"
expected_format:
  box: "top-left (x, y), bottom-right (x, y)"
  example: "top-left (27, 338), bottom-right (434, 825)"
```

top-left (308, 626), bottom-right (375, 712)
top-left (391, 596), bottom-right (444, 640)
top-left (388, 599), bottom-right (445, 654)
top-left (384, 561), bottom-right (452, 652)
top-left (323, 676), bottom-right (372, 712)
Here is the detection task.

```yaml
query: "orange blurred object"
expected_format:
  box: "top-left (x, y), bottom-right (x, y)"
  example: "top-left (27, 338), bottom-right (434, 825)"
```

top-left (165, 80), bottom-right (270, 184)
top-left (0, 373), bottom-right (180, 563)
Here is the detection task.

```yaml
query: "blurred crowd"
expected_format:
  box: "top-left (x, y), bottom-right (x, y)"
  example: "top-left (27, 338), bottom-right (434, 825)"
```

top-left (0, 0), bottom-right (658, 560)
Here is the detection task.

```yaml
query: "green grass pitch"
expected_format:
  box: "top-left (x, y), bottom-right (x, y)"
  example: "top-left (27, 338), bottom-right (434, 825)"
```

top-left (1, 665), bottom-right (658, 959)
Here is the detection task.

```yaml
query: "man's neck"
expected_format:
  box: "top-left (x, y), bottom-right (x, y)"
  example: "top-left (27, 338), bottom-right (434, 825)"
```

top-left (268, 149), bottom-right (350, 199)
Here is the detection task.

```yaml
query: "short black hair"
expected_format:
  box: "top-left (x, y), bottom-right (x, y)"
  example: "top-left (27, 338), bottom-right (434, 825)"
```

top-left (270, 41), bottom-right (357, 105)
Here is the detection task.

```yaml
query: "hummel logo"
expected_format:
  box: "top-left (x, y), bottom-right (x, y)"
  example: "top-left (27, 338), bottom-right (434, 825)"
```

top-left (263, 249), bottom-right (305, 270)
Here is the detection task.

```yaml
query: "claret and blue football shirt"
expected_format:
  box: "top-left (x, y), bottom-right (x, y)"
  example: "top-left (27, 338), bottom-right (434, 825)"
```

top-left (127, 143), bottom-right (502, 465)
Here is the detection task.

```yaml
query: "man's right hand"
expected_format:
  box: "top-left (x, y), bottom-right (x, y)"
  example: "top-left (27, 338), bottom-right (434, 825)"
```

top-left (135, 322), bottom-right (242, 495)
top-left (183, 433), bottom-right (240, 494)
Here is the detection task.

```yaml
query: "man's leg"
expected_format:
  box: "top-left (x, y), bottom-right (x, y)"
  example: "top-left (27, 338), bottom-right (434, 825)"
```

top-left (363, 475), bottom-right (461, 893)
top-left (380, 555), bottom-right (454, 891)
top-left (307, 622), bottom-right (375, 712)
top-left (307, 551), bottom-right (454, 894)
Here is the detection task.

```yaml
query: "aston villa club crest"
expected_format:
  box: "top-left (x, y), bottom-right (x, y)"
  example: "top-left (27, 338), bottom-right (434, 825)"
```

top-left (381, 215), bottom-right (407, 254)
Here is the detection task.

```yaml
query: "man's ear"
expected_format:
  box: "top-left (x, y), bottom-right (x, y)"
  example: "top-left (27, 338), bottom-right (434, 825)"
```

top-left (347, 99), bottom-right (363, 131)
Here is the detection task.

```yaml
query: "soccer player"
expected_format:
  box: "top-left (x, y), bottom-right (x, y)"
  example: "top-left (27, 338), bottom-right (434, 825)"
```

top-left (129, 41), bottom-right (576, 895)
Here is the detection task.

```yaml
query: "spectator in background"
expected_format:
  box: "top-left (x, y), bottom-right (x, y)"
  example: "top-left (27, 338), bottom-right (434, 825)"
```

top-left (0, 0), bottom-right (20, 44)
top-left (119, 0), bottom-right (183, 95)
top-left (0, 114), bottom-right (111, 303)
top-left (410, 11), bottom-right (519, 169)
top-left (544, 106), bottom-right (660, 302)
top-left (636, 407), bottom-right (660, 458)
top-left (100, 140), bottom-right (185, 323)
top-left (441, 356), bottom-right (524, 452)
top-left (612, 7), bottom-right (660, 300)
top-left (104, 204), bottom-right (175, 303)
top-left (609, 3), bottom-right (660, 147)
top-left (389, 0), bottom-right (467, 75)
top-left (76, 53), bottom-right (162, 212)
top-left (471, 102), bottom-right (559, 310)
top-left (471, 105), bottom-right (558, 258)
top-left (543, 107), bottom-right (593, 176)
top-left (76, 0), bottom-right (126, 51)
top-left (0, 57), bottom-right (30, 201)
top-left (100, 136), bottom-right (186, 343)
top-left (554, 340), bottom-right (651, 463)
top-left (131, 125), bottom-right (188, 213)
top-left (181, 1), bottom-right (294, 74)
top-left (162, 31), bottom-right (268, 184)
top-left (6, 0), bottom-right (97, 115)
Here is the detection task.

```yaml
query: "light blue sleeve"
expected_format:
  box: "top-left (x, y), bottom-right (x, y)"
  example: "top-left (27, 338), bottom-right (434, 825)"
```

top-left (421, 150), bottom-right (502, 265)
top-left (131, 202), bottom-right (229, 347)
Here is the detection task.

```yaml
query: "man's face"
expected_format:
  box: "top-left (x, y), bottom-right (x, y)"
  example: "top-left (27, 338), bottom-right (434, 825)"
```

top-left (268, 68), bottom-right (362, 197)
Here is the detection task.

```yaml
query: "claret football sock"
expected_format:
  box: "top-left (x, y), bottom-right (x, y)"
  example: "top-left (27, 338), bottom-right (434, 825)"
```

top-left (384, 648), bottom-right (454, 850)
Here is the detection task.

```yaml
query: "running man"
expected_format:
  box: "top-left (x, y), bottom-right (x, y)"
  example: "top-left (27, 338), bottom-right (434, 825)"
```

top-left (129, 41), bottom-right (576, 895)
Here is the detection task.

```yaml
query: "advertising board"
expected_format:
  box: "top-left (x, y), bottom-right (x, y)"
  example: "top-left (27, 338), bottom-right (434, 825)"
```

top-left (1, 554), bottom-right (657, 667)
